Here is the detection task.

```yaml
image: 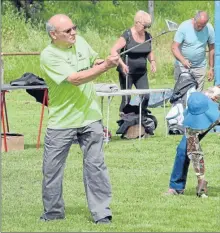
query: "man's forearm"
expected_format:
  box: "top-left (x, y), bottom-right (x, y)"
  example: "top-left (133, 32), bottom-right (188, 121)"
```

top-left (119, 56), bottom-right (127, 66)
top-left (111, 48), bottom-right (125, 66)
top-left (172, 47), bottom-right (185, 64)
top-left (67, 62), bottom-right (109, 86)
top-left (208, 49), bottom-right (214, 69)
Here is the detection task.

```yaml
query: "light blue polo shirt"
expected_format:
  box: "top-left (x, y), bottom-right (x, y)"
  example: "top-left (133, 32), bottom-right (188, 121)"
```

top-left (174, 19), bottom-right (215, 67)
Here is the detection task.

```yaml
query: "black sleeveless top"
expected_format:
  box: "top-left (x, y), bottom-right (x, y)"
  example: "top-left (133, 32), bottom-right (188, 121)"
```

top-left (120, 28), bottom-right (152, 74)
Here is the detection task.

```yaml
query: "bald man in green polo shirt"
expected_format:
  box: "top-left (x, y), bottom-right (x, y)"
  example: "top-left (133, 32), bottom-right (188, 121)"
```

top-left (40, 14), bottom-right (119, 224)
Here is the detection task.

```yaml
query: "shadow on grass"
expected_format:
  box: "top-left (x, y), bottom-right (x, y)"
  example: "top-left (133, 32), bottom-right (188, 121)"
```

top-left (24, 141), bottom-right (89, 150)
top-left (110, 135), bottom-right (153, 142)
top-left (24, 143), bottom-right (44, 149)
top-left (111, 135), bottom-right (123, 141)
top-left (186, 186), bottom-right (220, 197)
top-left (65, 205), bottom-right (93, 222)
top-left (104, 136), bottom-right (138, 144)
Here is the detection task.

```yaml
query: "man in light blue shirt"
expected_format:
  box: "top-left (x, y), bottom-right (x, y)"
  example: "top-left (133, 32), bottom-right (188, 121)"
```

top-left (172, 11), bottom-right (215, 91)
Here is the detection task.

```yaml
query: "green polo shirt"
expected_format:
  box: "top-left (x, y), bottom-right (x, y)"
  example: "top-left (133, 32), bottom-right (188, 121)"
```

top-left (40, 35), bottom-right (102, 129)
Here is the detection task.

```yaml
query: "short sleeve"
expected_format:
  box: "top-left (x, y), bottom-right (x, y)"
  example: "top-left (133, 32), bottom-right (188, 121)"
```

top-left (207, 23), bottom-right (215, 44)
top-left (76, 36), bottom-right (99, 67)
top-left (146, 32), bottom-right (152, 45)
top-left (173, 24), bottom-right (185, 44)
top-left (40, 50), bottom-right (77, 85)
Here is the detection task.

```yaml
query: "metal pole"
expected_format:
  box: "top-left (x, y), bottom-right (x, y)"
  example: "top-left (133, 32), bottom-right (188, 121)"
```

top-left (120, 20), bottom-right (178, 56)
top-left (214, 1), bottom-right (220, 85)
top-left (148, 0), bottom-right (154, 23)
top-left (125, 55), bottom-right (128, 104)
top-left (139, 96), bottom-right (143, 140)
top-left (120, 30), bottom-right (169, 56)
top-left (163, 91), bottom-right (168, 137)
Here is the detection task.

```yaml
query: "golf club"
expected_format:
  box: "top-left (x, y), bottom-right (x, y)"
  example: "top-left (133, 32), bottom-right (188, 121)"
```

top-left (125, 54), bottom-right (129, 104)
top-left (120, 19), bottom-right (178, 56)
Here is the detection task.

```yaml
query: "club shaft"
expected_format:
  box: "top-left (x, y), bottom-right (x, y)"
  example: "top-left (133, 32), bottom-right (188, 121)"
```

top-left (120, 31), bottom-right (169, 56)
top-left (125, 54), bottom-right (128, 104)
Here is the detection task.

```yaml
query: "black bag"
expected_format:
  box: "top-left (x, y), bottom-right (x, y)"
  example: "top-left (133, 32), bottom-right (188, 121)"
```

top-left (168, 124), bottom-right (185, 135)
top-left (10, 72), bottom-right (46, 86)
top-left (170, 71), bottom-right (198, 105)
top-left (10, 72), bottom-right (48, 106)
top-left (26, 89), bottom-right (48, 106)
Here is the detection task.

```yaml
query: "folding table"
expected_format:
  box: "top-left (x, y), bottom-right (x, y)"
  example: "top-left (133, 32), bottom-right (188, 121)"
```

top-left (1, 84), bottom-right (48, 152)
top-left (1, 85), bottom-right (171, 151)
top-left (96, 88), bottom-right (170, 140)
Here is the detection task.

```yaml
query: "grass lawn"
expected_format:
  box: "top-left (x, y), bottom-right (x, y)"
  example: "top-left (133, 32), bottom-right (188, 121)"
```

top-left (1, 89), bottom-right (220, 232)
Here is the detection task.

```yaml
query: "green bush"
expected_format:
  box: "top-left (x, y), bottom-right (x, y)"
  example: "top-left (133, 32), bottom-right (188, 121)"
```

top-left (1, 1), bottom-right (214, 86)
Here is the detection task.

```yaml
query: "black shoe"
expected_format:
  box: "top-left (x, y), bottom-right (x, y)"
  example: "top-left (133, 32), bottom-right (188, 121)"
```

top-left (40, 215), bottom-right (65, 222)
top-left (96, 216), bottom-right (111, 224)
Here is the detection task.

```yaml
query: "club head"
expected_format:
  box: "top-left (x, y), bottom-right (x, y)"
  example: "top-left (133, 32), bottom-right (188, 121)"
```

top-left (165, 19), bottom-right (178, 31)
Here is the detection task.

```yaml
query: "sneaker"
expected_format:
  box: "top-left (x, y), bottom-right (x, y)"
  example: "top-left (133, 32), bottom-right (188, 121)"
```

top-left (196, 179), bottom-right (208, 198)
top-left (96, 216), bottom-right (111, 224)
top-left (164, 188), bottom-right (184, 195)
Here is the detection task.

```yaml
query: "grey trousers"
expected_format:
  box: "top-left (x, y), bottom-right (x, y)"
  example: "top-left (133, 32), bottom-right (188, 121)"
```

top-left (41, 120), bottom-right (112, 222)
top-left (174, 64), bottom-right (207, 91)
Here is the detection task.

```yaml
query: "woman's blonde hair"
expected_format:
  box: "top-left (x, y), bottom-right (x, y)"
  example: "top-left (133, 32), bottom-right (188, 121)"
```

top-left (134, 10), bottom-right (152, 26)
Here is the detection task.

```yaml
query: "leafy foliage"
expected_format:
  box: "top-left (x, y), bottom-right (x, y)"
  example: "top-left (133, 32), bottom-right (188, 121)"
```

top-left (1, 1), bottom-right (215, 86)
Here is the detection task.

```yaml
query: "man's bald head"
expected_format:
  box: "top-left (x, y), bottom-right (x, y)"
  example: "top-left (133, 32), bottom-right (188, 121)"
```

top-left (48, 14), bottom-right (72, 31)
top-left (194, 11), bottom-right (209, 24)
top-left (45, 14), bottom-right (77, 47)
top-left (193, 11), bottom-right (209, 31)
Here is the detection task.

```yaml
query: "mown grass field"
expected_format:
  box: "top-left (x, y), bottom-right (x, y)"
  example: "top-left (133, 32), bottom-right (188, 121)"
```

top-left (1, 1), bottom-right (219, 232)
top-left (1, 90), bottom-right (220, 232)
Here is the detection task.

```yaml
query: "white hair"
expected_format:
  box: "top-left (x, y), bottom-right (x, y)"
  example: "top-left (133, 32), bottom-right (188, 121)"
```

top-left (46, 22), bottom-right (56, 38)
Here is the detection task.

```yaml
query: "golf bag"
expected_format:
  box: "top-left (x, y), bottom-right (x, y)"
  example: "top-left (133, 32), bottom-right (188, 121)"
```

top-left (166, 71), bottom-right (198, 135)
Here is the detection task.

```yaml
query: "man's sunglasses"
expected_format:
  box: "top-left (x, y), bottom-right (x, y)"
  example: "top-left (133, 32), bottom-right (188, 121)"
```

top-left (60, 25), bottom-right (77, 34)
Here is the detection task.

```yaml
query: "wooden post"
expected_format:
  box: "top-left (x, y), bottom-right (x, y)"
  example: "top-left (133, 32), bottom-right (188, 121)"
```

top-left (148, 0), bottom-right (154, 23)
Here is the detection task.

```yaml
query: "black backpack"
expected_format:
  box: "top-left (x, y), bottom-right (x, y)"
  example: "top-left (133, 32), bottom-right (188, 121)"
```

top-left (170, 71), bottom-right (198, 106)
